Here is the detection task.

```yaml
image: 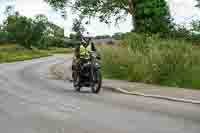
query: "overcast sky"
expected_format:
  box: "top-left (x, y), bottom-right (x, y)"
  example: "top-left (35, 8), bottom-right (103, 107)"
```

top-left (0, 0), bottom-right (200, 36)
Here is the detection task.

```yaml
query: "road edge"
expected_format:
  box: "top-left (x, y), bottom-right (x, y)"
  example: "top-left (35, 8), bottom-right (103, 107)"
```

top-left (103, 86), bottom-right (200, 105)
top-left (50, 59), bottom-right (200, 105)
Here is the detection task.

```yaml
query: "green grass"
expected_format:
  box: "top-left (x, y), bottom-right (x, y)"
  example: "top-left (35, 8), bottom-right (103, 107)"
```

top-left (43, 47), bottom-right (73, 54)
top-left (0, 43), bottom-right (18, 49)
top-left (101, 33), bottom-right (200, 89)
top-left (0, 44), bottom-right (72, 63)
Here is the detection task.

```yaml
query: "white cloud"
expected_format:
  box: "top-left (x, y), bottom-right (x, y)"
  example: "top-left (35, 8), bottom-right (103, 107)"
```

top-left (83, 16), bottom-right (133, 36)
top-left (0, 0), bottom-right (15, 23)
top-left (167, 0), bottom-right (200, 24)
top-left (16, 0), bottom-right (51, 17)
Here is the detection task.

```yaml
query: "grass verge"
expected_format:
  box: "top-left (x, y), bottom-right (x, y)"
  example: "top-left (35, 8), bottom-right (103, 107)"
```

top-left (0, 44), bottom-right (72, 63)
top-left (100, 33), bottom-right (200, 90)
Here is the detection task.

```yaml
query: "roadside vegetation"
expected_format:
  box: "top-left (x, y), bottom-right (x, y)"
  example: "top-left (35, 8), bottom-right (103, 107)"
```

top-left (101, 33), bottom-right (200, 89)
top-left (0, 44), bottom-right (72, 63)
top-left (47, 0), bottom-right (200, 90)
top-left (0, 5), bottom-right (74, 63)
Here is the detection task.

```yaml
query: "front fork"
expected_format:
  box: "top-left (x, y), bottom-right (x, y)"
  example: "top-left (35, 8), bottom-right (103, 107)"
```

top-left (90, 60), bottom-right (96, 87)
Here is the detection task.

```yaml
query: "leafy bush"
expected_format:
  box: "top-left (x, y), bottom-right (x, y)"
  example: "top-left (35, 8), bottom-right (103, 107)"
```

top-left (0, 32), bottom-right (16, 44)
top-left (64, 40), bottom-right (81, 48)
top-left (46, 37), bottom-right (65, 48)
top-left (101, 33), bottom-right (200, 89)
top-left (0, 32), bottom-right (8, 44)
top-left (161, 25), bottom-right (200, 45)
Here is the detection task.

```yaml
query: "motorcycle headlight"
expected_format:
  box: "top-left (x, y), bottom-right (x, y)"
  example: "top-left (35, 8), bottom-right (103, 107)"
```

top-left (95, 63), bottom-right (101, 69)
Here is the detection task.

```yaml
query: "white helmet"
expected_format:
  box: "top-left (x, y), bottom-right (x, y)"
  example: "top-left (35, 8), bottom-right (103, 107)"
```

top-left (82, 32), bottom-right (94, 38)
top-left (82, 32), bottom-right (94, 43)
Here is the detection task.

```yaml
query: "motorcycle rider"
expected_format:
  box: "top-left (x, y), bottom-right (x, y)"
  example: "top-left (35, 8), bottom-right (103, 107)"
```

top-left (72, 32), bottom-right (98, 86)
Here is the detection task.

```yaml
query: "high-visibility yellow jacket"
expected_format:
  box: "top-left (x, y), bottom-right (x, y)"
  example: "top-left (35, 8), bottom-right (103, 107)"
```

top-left (79, 44), bottom-right (92, 59)
top-left (74, 42), bottom-right (96, 59)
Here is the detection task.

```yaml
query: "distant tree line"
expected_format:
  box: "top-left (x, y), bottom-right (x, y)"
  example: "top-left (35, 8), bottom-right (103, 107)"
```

top-left (0, 5), bottom-right (66, 49)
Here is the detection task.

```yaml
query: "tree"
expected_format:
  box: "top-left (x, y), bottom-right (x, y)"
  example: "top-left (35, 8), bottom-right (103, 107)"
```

top-left (135, 0), bottom-right (172, 33)
top-left (191, 20), bottom-right (200, 32)
top-left (14, 14), bottom-right (47, 49)
top-left (35, 14), bottom-right (47, 22)
top-left (16, 16), bottom-right (33, 49)
top-left (2, 9), bottom-right (65, 48)
top-left (69, 33), bottom-right (77, 40)
top-left (112, 32), bottom-right (124, 40)
top-left (4, 5), bottom-right (15, 16)
top-left (2, 6), bottom-right (18, 43)
top-left (0, 24), bottom-right (8, 43)
top-left (45, 0), bottom-right (172, 33)
top-left (196, 0), bottom-right (200, 7)
top-left (47, 22), bottom-right (64, 38)
top-left (4, 15), bottom-right (18, 42)
top-left (54, 27), bottom-right (64, 38)
top-left (95, 35), bottom-right (111, 39)
top-left (31, 14), bottom-right (49, 48)
top-left (0, 25), bottom-right (3, 31)
top-left (72, 15), bottom-right (85, 40)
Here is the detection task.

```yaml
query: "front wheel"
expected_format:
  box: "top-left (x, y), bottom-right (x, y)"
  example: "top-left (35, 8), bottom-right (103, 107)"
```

top-left (91, 70), bottom-right (102, 94)
top-left (72, 71), bottom-right (81, 92)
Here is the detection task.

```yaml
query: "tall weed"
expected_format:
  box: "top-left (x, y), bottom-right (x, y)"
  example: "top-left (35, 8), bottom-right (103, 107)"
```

top-left (101, 33), bottom-right (200, 89)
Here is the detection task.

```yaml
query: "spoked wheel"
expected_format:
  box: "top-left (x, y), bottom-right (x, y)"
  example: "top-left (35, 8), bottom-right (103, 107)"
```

top-left (91, 70), bottom-right (102, 94)
top-left (72, 71), bottom-right (81, 92)
top-left (75, 86), bottom-right (81, 92)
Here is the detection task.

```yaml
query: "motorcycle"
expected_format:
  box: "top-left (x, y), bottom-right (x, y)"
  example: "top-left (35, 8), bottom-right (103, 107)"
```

top-left (72, 52), bottom-right (102, 94)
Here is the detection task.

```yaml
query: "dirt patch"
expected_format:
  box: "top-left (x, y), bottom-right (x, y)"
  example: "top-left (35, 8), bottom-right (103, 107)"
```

top-left (49, 63), bottom-right (72, 81)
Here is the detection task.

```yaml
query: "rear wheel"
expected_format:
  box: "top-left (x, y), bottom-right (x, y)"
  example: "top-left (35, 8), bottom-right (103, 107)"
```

top-left (91, 70), bottom-right (102, 94)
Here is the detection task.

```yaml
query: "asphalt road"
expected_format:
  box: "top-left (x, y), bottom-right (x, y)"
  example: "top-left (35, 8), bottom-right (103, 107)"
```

top-left (0, 55), bottom-right (200, 133)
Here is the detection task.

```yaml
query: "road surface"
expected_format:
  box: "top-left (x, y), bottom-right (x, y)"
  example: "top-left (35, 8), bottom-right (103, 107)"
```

top-left (0, 55), bottom-right (200, 133)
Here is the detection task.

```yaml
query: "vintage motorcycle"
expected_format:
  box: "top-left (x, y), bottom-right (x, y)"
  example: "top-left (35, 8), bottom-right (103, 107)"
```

top-left (72, 52), bottom-right (102, 93)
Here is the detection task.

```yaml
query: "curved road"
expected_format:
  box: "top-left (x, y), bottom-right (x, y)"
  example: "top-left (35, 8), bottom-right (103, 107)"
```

top-left (0, 55), bottom-right (200, 133)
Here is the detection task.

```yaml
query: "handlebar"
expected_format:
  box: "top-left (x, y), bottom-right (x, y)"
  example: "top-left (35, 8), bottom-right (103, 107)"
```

top-left (89, 51), bottom-right (101, 60)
